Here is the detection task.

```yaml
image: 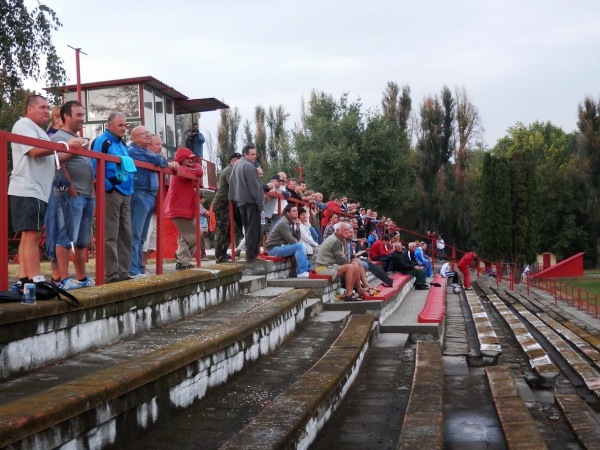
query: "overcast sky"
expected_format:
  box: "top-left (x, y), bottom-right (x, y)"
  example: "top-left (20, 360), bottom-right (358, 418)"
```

top-left (25, 0), bottom-right (600, 150)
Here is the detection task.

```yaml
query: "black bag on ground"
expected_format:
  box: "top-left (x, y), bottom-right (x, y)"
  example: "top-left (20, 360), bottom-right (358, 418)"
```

top-left (0, 282), bottom-right (80, 307)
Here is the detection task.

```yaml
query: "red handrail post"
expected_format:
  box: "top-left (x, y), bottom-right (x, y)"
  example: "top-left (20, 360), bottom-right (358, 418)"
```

top-left (0, 132), bottom-right (8, 290)
top-left (194, 178), bottom-right (201, 268)
top-left (95, 159), bottom-right (106, 285)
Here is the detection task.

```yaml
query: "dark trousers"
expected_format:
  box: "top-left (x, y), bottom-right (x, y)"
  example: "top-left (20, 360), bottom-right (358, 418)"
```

top-left (213, 201), bottom-right (231, 259)
top-left (237, 203), bottom-right (261, 260)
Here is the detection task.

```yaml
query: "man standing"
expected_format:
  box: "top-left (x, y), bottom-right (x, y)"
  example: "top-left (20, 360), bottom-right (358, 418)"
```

top-left (128, 126), bottom-right (176, 278)
top-left (142, 134), bottom-right (167, 267)
top-left (265, 204), bottom-right (309, 278)
top-left (185, 122), bottom-right (205, 159)
top-left (458, 249), bottom-right (478, 290)
top-left (91, 112), bottom-right (135, 283)
top-left (50, 101), bottom-right (95, 290)
top-left (390, 242), bottom-right (429, 290)
top-left (9, 95), bottom-right (82, 287)
top-left (228, 144), bottom-right (264, 263)
top-left (212, 152), bottom-right (242, 263)
top-left (164, 147), bottom-right (203, 270)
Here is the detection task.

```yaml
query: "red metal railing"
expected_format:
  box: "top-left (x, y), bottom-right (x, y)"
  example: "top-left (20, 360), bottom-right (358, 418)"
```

top-left (1, 131), bottom-right (213, 289)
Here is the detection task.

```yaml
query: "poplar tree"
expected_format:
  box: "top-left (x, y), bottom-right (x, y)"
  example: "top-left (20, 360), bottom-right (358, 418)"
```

top-left (0, 1), bottom-right (67, 101)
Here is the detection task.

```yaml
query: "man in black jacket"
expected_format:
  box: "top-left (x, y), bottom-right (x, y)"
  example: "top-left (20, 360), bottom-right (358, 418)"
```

top-left (390, 242), bottom-right (429, 290)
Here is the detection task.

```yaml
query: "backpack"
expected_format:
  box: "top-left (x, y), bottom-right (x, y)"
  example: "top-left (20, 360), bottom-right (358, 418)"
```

top-left (0, 282), bottom-right (80, 307)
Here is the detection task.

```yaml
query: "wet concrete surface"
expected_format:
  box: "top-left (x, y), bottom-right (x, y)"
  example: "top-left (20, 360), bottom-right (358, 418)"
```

top-left (123, 319), bottom-right (346, 449)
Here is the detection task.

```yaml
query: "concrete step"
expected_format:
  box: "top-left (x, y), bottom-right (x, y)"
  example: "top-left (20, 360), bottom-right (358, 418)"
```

top-left (379, 286), bottom-right (442, 337)
top-left (0, 288), bottom-right (319, 449)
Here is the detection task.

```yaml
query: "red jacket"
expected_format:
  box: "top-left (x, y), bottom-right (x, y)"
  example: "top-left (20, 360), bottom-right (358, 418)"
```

top-left (458, 252), bottom-right (476, 269)
top-left (322, 201), bottom-right (342, 226)
top-left (369, 240), bottom-right (391, 259)
top-left (164, 164), bottom-right (203, 219)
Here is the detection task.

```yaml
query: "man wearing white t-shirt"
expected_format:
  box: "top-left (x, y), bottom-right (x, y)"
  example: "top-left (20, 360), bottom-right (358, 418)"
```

top-left (8, 95), bottom-right (83, 287)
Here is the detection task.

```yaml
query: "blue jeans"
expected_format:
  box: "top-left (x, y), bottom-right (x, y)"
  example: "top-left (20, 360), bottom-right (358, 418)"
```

top-left (129, 190), bottom-right (156, 275)
top-left (268, 243), bottom-right (309, 274)
top-left (56, 194), bottom-right (95, 248)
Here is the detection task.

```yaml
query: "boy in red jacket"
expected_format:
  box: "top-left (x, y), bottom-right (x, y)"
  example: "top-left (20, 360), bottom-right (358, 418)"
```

top-left (164, 148), bottom-right (203, 270)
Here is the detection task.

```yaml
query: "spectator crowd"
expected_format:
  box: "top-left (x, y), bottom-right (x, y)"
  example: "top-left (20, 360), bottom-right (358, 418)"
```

top-left (8, 95), bottom-right (472, 299)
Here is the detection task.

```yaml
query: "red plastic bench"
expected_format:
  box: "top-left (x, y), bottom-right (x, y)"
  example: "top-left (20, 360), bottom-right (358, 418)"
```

top-left (418, 274), bottom-right (446, 323)
top-left (362, 273), bottom-right (411, 301)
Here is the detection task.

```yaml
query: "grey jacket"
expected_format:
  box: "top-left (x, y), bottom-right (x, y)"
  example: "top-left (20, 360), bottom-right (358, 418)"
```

top-left (266, 215), bottom-right (301, 250)
top-left (228, 157), bottom-right (264, 209)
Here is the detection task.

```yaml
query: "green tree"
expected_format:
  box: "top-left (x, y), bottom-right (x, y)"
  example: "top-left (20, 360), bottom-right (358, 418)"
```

top-left (477, 153), bottom-right (512, 261)
top-left (0, 1), bottom-right (67, 102)
top-left (575, 96), bottom-right (600, 266)
top-left (217, 107), bottom-right (240, 168)
top-left (254, 106), bottom-right (267, 168)
top-left (0, 87), bottom-right (33, 131)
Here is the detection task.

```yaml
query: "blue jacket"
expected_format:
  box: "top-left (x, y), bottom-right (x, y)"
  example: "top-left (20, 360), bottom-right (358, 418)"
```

top-left (92, 131), bottom-right (134, 195)
top-left (128, 143), bottom-right (168, 193)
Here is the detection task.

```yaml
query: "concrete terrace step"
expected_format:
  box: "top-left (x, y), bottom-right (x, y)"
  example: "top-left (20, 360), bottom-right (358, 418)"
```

top-left (379, 283), bottom-right (443, 338)
top-left (125, 317), bottom-right (350, 449)
top-left (512, 302), bottom-right (600, 398)
top-left (465, 291), bottom-right (501, 363)
top-left (0, 288), bottom-right (317, 449)
top-left (324, 273), bottom-right (413, 323)
top-left (487, 293), bottom-right (558, 382)
top-left (220, 314), bottom-right (376, 450)
top-left (0, 266), bottom-right (243, 380)
top-left (486, 366), bottom-right (548, 450)
top-left (397, 341), bottom-right (444, 450)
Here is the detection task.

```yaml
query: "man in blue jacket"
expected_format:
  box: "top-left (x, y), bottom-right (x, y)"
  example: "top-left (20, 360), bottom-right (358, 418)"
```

top-left (92, 112), bottom-right (135, 283)
top-left (127, 126), bottom-right (177, 278)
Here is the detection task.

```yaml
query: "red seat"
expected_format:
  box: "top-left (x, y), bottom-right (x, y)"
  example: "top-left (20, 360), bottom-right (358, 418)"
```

top-left (362, 273), bottom-right (411, 301)
top-left (418, 274), bottom-right (446, 323)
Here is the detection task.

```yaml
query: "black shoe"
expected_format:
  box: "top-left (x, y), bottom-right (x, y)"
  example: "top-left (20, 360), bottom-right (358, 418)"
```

top-left (215, 256), bottom-right (227, 263)
top-left (415, 284), bottom-right (429, 290)
top-left (176, 262), bottom-right (194, 270)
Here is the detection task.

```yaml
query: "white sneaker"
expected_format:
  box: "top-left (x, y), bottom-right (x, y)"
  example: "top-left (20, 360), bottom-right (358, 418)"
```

top-left (297, 272), bottom-right (310, 279)
top-left (130, 273), bottom-right (151, 279)
top-left (451, 283), bottom-right (459, 288)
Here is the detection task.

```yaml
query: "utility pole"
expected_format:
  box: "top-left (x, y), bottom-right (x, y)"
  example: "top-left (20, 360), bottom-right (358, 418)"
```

top-left (67, 45), bottom-right (87, 103)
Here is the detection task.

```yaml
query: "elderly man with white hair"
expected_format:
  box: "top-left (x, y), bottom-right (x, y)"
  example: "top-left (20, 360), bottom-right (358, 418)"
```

top-left (314, 222), bottom-right (367, 301)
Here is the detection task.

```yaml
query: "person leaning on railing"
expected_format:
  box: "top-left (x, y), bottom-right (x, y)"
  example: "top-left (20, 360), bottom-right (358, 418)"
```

top-left (9, 94), bottom-right (85, 289)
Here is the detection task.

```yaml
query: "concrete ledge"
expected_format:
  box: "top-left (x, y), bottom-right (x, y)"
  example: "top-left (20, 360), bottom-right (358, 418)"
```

top-left (486, 366), bottom-right (548, 450)
top-left (323, 276), bottom-right (413, 323)
top-left (0, 266), bottom-right (244, 380)
top-left (221, 314), bottom-right (376, 450)
top-left (555, 394), bottom-right (600, 448)
top-left (487, 293), bottom-right (558, 382)
top-left (465, 291), bottom-right (501, 364)
top-left (0, 288), bottom-right (313, 449)
top-left (397, 341), bottom-right (444, 450)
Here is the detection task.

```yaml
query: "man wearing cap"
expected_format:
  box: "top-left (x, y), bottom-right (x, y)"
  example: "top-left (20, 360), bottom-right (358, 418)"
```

top-left (212, 152), bottom-right (242, 263)
top-left (164, 148), bottom-right (204, 270)
top-left (228, 144), bottom-right (264, 263)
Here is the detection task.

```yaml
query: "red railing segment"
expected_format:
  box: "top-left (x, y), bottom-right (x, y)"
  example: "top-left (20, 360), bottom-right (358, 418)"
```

top-left (1, 131), bottom-right (212, 290)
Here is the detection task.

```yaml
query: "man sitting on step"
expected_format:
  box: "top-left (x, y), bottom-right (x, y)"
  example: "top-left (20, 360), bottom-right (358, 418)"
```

top-left (314, 222), bottom-right (368, 301)
top-left (265, 203), bottom-right (310, 278)
top-left (390, 242), bottom-right (429, 290)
